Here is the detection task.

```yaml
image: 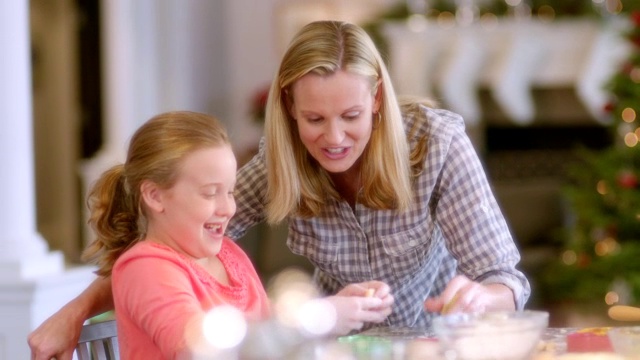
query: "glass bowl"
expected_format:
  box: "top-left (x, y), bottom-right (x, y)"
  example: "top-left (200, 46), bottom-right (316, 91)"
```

top-left (432, 310), bottom-right (549, 360)
top-left (608, 326), bottom-right (640, 359)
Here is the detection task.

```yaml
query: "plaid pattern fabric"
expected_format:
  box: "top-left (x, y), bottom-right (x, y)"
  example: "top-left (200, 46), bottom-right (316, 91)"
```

top-left (227, 106), bottom-right (531, 330)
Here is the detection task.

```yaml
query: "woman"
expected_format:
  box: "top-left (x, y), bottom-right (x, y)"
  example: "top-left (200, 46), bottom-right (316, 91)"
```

top-left (227, 20), bottom-right (530, 329)
top-left (28, 20), bottom-right (529, 359)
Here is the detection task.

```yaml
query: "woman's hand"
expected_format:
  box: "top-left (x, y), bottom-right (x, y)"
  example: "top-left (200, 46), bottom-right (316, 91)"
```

top-left (423, 275), bottom-right (515, 315)
top-left (28, 276), bottom-right (114, 360)
top-left (325, 281), bottom-right (394, 335)
top-left (28, 306), bottom-right (83, 360)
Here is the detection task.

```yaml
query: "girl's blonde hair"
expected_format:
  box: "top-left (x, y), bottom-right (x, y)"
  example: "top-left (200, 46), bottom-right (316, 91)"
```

top-left (264, 20), bottom-right (415, 223)
top-left (82, 111), bottom-right (230, 276)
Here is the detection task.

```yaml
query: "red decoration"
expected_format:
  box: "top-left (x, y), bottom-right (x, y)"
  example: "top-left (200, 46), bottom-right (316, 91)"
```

top-left (622, 61), bottom-right (635, 75)
top-left (567, 328), bottom-right (614, 353)
top-left (630, 12), bottom-right (640, 47)
top-left (631, 11), bottom-right (640, 27)
top-left (250, 84), bottom-right (270, 122)
top-left (617, 170), bottom-right (638, 189)
top-left (577, 252), bottom-right (591, 268)
top-left (603, 101), bottom-right (615, 113)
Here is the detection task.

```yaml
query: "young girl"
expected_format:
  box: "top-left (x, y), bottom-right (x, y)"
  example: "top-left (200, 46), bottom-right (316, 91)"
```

top-left (82, 111), bottom-right (270, 359)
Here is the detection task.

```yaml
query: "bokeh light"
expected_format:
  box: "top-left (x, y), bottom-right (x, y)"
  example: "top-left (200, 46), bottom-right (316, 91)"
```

top-left (621, 107), bottom-right (636, 123)
top-left (268, 267), bottom-right (321, 330)
top-left (202, 305), bottom-right (247, 349)
top-left (624, 132), bottom-right (638, 147)
top-left (480, 13), bottom-right (499, 30)
top-left (630, 67), bottom-right (640, 83)
top-left (456, 5), bottom-right (477, 26)
top-left (604, 0), bottom-right (623, 14)
top-left (562, 250), bottom-right (577, 265)
top-left (537, 5), bottom-right (556, 22)
top-left (596, 180), bottom-right (608, 195)
top-left (605, 291), bottom-right (619, 305)
top-left (437, 11), bottom-right (456, 29)
top-left (595, 237), bottom-right (620, 256)
top-left (407, 14), bottom-right (428, 32)
top-left (297, 298), bottom-right (336, 336)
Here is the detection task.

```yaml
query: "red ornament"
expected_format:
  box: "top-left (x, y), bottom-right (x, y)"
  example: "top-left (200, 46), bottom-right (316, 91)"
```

top-left (577, 252), bottom-right (591, 268)
top-left (622, 62), bottom-right (635, 75)
top-left (603, 102), bottom-right (615, 113)
top-left (617, 170), bottom-right (638, 189)
top-left (631, 11), bottom-right (640, 27)
top-left (250, 84), bottom-right (270, 122)
top-left (629, 12), bottom-right (640, 47)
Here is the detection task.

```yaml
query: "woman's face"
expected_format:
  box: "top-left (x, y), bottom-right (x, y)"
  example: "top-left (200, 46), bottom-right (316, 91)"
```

top-left (149, 145), bottom-right (237, 259)
top-left (289, 70), bottom-right (380, 174)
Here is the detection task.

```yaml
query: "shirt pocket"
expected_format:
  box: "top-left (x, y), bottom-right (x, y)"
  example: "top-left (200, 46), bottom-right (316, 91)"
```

top-left (380, 223), bottom-right (435, 280)
top-left (287, 230), bottom-right (339, 270)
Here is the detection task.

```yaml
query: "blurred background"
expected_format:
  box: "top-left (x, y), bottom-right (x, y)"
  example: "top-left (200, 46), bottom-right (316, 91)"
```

top-left (25, 0), bottom-right (640, 327)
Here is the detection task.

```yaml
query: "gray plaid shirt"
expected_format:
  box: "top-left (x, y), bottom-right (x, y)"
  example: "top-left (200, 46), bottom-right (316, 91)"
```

top-left (227, 106), bottom-right (531, 330)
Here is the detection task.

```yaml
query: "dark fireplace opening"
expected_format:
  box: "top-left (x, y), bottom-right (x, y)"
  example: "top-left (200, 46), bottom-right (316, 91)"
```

top-left (484, 125), bottom-right (613, 181)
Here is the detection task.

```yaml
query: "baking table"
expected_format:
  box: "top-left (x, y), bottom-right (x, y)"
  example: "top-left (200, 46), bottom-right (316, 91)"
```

top-left (338, 326), bottom-right (620, 359)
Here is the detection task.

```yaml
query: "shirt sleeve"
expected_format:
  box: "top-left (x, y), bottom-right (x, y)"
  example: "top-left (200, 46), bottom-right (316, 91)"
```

top-left (114, 256), bottom-right (208, 358)
top-left (226, 138), bottom-right (268, 241)
top-left (434, 121), bottom-right (531, 309)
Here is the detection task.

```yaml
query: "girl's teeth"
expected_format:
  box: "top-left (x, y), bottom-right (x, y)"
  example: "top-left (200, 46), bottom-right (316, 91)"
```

top-left (327, 148), bottom-right (345, 154)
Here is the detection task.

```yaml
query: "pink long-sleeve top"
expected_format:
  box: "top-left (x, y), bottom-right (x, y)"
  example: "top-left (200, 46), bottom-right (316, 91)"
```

top-left (112, 237), bottom-right (270, 359)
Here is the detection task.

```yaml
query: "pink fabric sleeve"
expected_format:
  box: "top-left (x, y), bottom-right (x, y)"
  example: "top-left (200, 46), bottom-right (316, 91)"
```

top-left (115, 255), bottom-right (207, 358)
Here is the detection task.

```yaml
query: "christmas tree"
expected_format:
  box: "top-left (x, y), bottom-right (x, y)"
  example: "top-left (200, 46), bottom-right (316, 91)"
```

top-left (539, 11), bottom-right (640, 307)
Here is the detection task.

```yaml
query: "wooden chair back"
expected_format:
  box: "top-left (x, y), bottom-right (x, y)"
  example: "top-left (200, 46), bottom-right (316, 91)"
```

top-left (75, 320), bottom-right (119, 360)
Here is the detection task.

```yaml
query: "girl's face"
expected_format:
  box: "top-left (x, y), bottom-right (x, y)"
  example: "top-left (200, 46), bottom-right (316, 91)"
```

top-left (148, 145), bottom-right (237, 259)
top-left (289, 70), bottom-right (380, 175)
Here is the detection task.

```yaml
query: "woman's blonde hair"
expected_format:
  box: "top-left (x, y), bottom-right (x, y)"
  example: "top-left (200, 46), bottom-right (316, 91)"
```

top-left (82, 111), bottom-right (230, 276)
top-left (263, 20), bottom-right (414, 223)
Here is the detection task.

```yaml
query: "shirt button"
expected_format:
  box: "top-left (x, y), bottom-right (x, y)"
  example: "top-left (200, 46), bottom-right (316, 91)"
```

top-left (408, 240), bottom-right (418, 247)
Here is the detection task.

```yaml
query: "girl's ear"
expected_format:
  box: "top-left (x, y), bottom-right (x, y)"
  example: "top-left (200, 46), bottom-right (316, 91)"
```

top-left (140, 180), bottom-right (164, 213)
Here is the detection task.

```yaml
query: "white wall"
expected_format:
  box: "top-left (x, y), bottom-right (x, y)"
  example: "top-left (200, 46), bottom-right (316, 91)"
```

top-left (30, 0), bottom-right (396, 256)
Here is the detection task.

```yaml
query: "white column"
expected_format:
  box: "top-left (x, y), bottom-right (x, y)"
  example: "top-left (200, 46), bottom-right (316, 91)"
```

top-left (0, 2), bottom-right (96, 359)
top-left (80, 0), bottom-right (141, 244)
top-left (0, 0), bottom-right (63, 278)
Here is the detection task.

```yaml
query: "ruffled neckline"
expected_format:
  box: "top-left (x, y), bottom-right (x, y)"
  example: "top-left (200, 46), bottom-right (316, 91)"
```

top-left (145, 241), bottom-right (250, 308)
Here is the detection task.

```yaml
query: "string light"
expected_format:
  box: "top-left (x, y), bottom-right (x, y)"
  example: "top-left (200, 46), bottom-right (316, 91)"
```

top-left (537, 5), bottom-right (555, 22)
top-left (630, 67), bottom-right (640, 83)
top-left (594, 237), bottom-right (620, 256)
top-left (480, 13), bottom-right (499, 30)
top-left (437, 11), bottom-right (456, 29)
top-left (624, 132), bottom-right (638, 147)
top-left (604, 0), bottom-right (624, 15)
top-left (621, 107), bottom-right (636, 123)
top-left (562, 250), bottom-right (577, 265)
top-left (596, 180), bottom-right (608, 195)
